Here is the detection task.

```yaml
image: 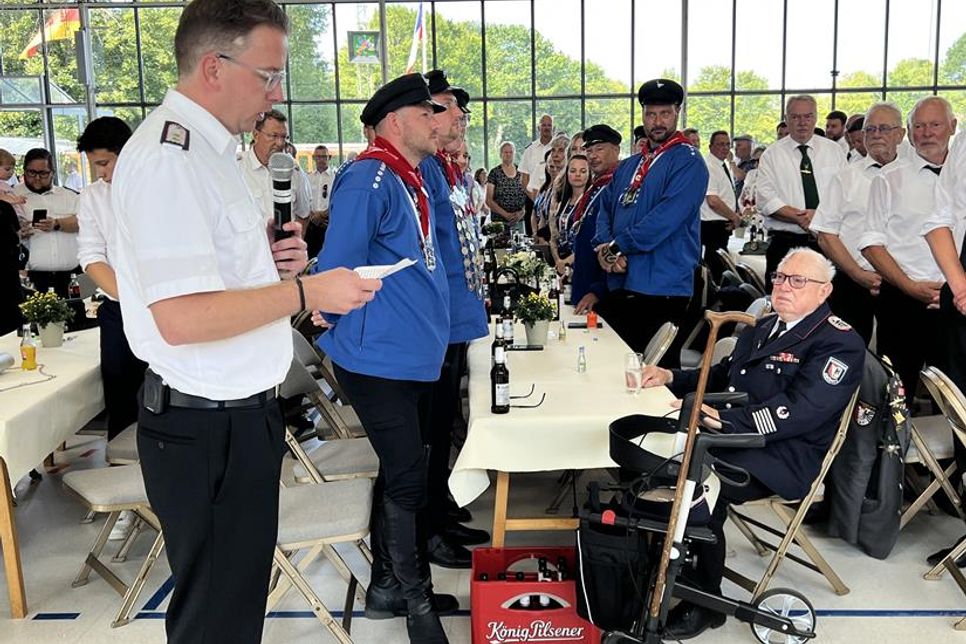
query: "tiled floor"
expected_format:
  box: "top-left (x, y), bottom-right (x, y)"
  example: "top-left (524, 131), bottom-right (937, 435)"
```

top-left (2, 434), bottom-right (966, 643)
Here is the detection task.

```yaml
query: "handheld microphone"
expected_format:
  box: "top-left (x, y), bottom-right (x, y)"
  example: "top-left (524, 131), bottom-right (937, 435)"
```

top-left (269, 151), bottom-right (296, 241)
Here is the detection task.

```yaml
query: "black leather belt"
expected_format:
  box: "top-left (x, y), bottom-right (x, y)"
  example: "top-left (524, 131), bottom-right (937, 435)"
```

top-left (167, 386), bottom-right (276, 410)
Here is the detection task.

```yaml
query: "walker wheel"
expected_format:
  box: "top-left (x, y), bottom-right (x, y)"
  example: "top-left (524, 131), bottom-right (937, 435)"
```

top-left (750, 587), bottom-right (816, 644)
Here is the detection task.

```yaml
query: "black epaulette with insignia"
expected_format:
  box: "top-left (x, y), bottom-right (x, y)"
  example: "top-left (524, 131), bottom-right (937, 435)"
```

top-left (160, 121), bottom-right (190, 150)
top-left (828, 315), bottom-right (852, 331)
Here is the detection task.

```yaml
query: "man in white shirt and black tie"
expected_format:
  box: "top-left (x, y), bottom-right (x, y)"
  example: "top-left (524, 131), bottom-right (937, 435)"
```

top-left (859, 96), bottom-right (957, 405)
top-left (700, 130), bottom-right (741, 280)
top-left (812, 104), bottom-right (903, 344)
top-left (756, 94), bottom-right (847, 290)
top-left (305, 144), bottom-right (333, 258)
top-left (845, 114), bottom-right (867, 164)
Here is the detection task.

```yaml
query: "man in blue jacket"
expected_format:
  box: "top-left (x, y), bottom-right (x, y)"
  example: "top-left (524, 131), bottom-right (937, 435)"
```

top-left (316, 73), bottom-right (452, 643)
top-left (642, 247), bottom-right (865, 638)
top-left (594, 79), bottom-right (708, 367)
top-left (420, 69), bottom-right (490, 569)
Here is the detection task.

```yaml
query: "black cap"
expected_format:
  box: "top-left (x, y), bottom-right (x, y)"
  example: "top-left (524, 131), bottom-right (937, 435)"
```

top-left (453, 87), bottom-right (471, 114)
top-left (733, 134), bottom-right (753, 143)
top-left (360, 73), bottom-right (445, 127)
top-left (637, 78), bottom-right (684, 106)
top-left (583, 124), bottom-right (622, 147)
top-left (633, 125), bottom-right (646, 142)
top-left (847, 116), bottom-right (865, 133)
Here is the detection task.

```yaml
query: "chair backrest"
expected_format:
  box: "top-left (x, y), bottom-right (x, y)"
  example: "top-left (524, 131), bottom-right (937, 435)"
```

top-left (291, 327), bottom-right (322, 368)
top-left (921, 366), bottom-right (966, 447)
top-left (802, 388), bottom-right (860, 503)
top-left (75, 272), bottom-right (97, 299)
top-left (734, 297), bottom-right (772, 336)
top-left (738, 282), bottom-right (764, 302)
top-left (736, 262), bottom-right (767, 294)
top-left (711, 336), bottom-right (738, 366)
top-left (643, 322), bottom-right (678, 366)
top-left (720, 269), bottom-right (743, 289)
top-left (716, 247), bottom-right (739, 275)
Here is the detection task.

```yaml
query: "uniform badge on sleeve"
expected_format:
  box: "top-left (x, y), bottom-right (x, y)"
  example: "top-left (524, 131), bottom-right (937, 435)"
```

top-left (160, 121), bottom-right (190, 150)
top-left (823, 357), bottom-right (848, 385)
top-left (828, 316), bottom-right (852, 331)
top-left (855, 402), bottom-right (877, 427)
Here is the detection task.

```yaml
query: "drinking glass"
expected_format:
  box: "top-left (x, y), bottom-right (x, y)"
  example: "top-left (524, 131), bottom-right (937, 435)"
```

top-left (625, 352), bottom-right (643, 394)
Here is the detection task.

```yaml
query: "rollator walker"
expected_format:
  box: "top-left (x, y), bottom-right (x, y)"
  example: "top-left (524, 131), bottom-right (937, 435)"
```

top-left (580, 311), bottom-right (818, 644)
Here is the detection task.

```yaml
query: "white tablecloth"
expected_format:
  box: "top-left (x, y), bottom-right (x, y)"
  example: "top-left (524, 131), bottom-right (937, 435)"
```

top-left (449, 314), bottom-right (676, 507)
top-left (0, 329), bottom-right (103, 485)
top-left (728, 235), bottom-right (767, 283)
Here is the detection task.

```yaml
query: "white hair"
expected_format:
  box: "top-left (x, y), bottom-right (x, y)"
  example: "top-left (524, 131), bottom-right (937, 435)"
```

top-left (499, 141), bottom-right (515, 154)
top-left (907, 96), bottom-right (955, 130)
top-left (778, 247), bottom-right (836, 282)
top-left (865, 101), bottom-right (902, 127)
top-left (785, 94), bottom-right (817, 114)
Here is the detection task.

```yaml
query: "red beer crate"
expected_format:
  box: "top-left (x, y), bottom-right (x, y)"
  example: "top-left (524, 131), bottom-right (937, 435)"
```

top-left (471, 546), bottom-right (601, 644)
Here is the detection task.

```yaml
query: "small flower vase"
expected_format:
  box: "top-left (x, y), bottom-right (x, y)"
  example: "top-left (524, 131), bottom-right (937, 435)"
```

top-left (39, 322), bottom-right (65, 348)
top-left (524, 319), bottom-right (550, 347)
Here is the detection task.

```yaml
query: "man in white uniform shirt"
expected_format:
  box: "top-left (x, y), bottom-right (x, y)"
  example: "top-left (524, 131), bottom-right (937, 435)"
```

top-left (756, 94), bottom-right (847, 290)
top-left (826, 110), bottom-right (852, 156)
top-left (700, 130), bottom-right (740, 280)
top-left (846, 115), bottom-right (867, 164)
top-left (923, 128), bottom-right (966, 570)
top-left (812, 104), bottom-right (903, 344)
top-left (239, 108), bottom-right (310, 230)
top-left (110, 0), bottom-right (381, 640)
top-left (305, 143), bottom-right (333, 258)
top-left (860, 96), bottom-right (957, 404)
top-left (15, 148), bottom-right (80, 296)
top-left (519, 113), bottom-right (554, 200)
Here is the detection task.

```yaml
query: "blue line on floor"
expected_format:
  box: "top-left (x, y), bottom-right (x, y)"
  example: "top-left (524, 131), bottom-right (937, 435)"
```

top-left (141, 575), bottom-right (174, 610)
top-left (816, 609), bottom-right (966, 617)
top-left (32, 613), bottom-right (80, 620)
top-left (135, 609), bottom-right (475, 620)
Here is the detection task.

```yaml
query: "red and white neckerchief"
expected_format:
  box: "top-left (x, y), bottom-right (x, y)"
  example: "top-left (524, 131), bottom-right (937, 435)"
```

top-left (619, 131), bottom-right (691, 206)
top-left (435, 150), bottom-right (461, 189)
top-left (568, 167), bottom-right (615, 230)
top-left (357, 136), bottom-right (436, 270)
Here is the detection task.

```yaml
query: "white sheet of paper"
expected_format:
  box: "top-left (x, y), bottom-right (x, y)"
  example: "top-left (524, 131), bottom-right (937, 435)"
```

top-left (354, 257), bottom-right (417, 280)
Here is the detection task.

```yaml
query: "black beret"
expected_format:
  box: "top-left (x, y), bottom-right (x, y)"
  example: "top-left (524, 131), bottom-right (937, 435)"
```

top-left (424, 69), bottom-right (452, 95)
top-left (583, 124), bottom-right (622, 147)
top-left (360, 73), bottom-right (445, 127)
top-left (638, 78), bottom-right (684, 106)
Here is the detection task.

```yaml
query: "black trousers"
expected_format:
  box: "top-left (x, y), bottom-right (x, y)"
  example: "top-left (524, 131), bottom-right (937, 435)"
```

top-left (98, 300), bottom-right (147, 440)
top-left (828, 272), bottom-right (876, 345)
top-left (28, 268), bottom-right (75, 298)
top-left (686, 474), bottom-right (773, 594)
top-left (334, 365), bottom-right (433, 512)
top-left (876, 282), bottom-right (944, 405)
top-left (940, 285), bottom-right (966, 475)
top-left (598, 289), bottom-right (690, 369)
top-left (136, 398), bottom-right (286, 644)
top-left (304, 219), bottom-right (326, 261)
top-left (701, 220), bottom-right (732, 283)
top-left (427, 342), bottom-right (467, 532)
top-left (765, 231), bottom-right (817, 292)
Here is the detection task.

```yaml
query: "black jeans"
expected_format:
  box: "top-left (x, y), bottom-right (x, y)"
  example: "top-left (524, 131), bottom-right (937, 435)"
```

top-left (28, 268), bottom-right (75, 298)
top-left (98, 300), bottom-right (147, 440)
top-left (876, 282), bottom-right (944, 406)
top-left (701, 220), bottom-right (732, 283)
top-left (685, 474), bottom-right (773, 594)
top-left (598, 289), bottom-right (690, 369)
top-left (137, 398), bottom-right (286, 644)
top-left (334, 365), bottom-right (433, 512)
top-left (427, 342), bottom-right (467, 532)
top-left (828, 272), bottom-right (876, 346)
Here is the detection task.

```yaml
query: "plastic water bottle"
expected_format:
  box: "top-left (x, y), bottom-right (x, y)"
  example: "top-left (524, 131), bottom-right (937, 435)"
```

top-left (577, 346), bottom-right (587, 373)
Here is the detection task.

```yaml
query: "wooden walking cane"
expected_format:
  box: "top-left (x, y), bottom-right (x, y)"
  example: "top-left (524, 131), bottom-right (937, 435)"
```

top-left (647, 310), bottom-right (757, 625)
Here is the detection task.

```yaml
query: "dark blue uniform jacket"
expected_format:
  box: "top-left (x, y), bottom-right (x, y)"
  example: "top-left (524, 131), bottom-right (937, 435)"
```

top-left (670, 302), bottom-right (865, 499)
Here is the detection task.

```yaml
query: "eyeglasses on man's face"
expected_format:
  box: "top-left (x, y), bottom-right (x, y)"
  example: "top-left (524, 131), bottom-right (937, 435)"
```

top-left (771, 272), bottom-right (827, 289)
top-left (863, 124), bottom-right (901, 136)
top-left (25, 169), bottom-right (52, 178)
top-left (217, 53), bottom-right (286, 92)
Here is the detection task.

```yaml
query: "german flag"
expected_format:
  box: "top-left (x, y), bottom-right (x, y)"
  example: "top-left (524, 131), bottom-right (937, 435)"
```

top-left (19, 9), bottom-right (81, 60)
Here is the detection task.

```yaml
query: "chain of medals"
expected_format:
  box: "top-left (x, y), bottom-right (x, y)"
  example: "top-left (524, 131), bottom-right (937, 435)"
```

top-left (450, 183), bottom-right (485, 298)
top-left (618, 131), bottom-right (691, 206)
top-left (396, 175), bottom-right (437, 271)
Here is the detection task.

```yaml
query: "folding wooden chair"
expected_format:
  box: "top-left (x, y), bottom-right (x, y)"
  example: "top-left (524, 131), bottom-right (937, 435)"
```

top-left (268, 478), bottom-right (374, 643)
top-left (736, 261), bottom-right (767, 294)
top-left (900, 410), bottom-right (963, 528)
top-left (919, 366), bottom-right (966, 630)
top-left (291, 329), bottom-right (358, 434)
top-left (284, 427), bottom-right (378, 484)
top-left (725, 389), bottom-right (860, 598)
top-left (62, 465), bottom-right (165, 627)
top-left (643, 321), bottom-right (678, 366)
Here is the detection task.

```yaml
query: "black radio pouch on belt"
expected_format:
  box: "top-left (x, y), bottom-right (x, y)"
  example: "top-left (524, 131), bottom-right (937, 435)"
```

top-left (143, 369), bottom-right (168, 415)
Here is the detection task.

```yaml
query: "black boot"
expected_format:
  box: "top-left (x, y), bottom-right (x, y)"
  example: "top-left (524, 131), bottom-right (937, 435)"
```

top-left (366, 502), bottom-right (459, 619)
top-left (383, 499), bottom-right (449, 643)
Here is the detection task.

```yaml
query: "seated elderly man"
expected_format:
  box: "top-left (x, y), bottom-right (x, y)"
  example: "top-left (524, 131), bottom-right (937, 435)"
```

top-left (641, 247), bottom-right (865, 639)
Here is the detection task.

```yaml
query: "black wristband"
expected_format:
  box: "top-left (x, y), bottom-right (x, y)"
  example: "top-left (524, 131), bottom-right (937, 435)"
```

top-left (294, 274), bottom-right (306, 312)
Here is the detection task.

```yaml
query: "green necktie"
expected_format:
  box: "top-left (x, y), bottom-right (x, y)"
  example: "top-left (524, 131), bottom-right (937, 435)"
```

top-left (798, 144), bottom-right (819, 209)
